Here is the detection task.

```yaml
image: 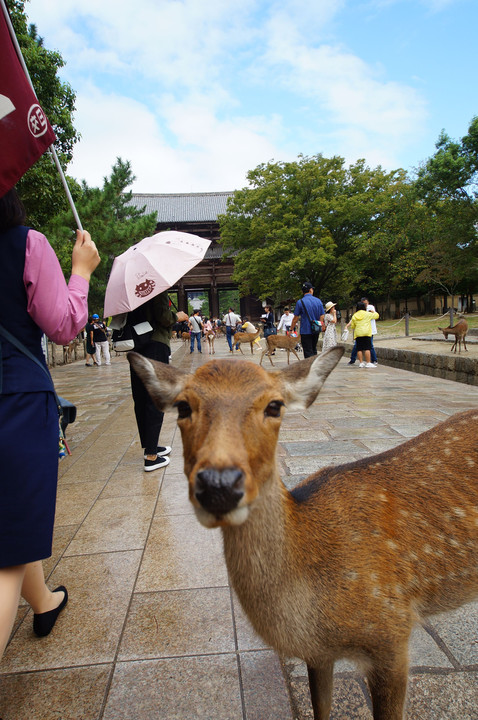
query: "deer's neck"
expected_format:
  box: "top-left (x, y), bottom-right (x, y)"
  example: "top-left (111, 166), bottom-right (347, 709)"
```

top-left (222, 471), bottom-right (311, 648)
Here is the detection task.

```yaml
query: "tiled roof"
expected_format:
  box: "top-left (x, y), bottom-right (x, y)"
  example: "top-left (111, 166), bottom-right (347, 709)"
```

top-left (129, 192), bottom-right (235, 223)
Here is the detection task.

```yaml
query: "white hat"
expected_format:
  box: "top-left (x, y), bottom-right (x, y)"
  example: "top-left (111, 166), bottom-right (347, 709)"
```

top-left (325, 301), bottom-right (336, 312)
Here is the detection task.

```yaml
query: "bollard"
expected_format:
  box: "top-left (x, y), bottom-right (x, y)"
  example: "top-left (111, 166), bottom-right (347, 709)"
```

top-left (405, 313), bottom-right (409, 337)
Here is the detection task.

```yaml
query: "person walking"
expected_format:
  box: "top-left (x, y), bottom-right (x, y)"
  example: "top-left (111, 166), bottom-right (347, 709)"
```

top-left (346, 300), bottom-right (379, 368)
top-left (128, 292), bottom-right (188, 471)
top-left (0, 188), bottom-right (100, 658)
top-left (290, 282), bottom-right (325, 358)
top-left (223, 307), bottom-right (242, 352)
top-left (188, 309), bottom-right (203, 353)
top-left (91, 314), bottom-right (111, 365)
top-left (322, 301), bottom-right (338, 351)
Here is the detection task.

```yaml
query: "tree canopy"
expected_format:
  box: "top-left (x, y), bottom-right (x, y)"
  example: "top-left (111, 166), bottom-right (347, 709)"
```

top-left (219, 120), bottom-right (478, 311)
top-left (46, 159), bottom-right (157, 312)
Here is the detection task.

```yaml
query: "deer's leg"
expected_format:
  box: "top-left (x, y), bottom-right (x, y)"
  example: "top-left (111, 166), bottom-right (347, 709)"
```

top-left (307, 661), bottom-right (334, 720)
top-left (291, 348), bottom-right (300, 362)
top-left (366, 646), bottom-right (409, 720)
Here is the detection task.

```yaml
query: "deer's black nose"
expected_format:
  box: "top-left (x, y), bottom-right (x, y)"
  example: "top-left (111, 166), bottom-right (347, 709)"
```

top-left (194, 468), bottom-right (245, 516)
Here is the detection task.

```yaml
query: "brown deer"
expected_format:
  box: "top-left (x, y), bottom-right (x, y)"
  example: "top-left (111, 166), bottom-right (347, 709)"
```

top-left (233, 329), bottom-right (262, 354)
top-left (62, 337), bottom-right (80, 364)
top-left (260, 332), bottom-right (301, 366)
top-left (128, 348), bottom-right (478, 720)
top-left (205, 330), bottom-right (216, 354)
top-left (438, 318), bottom-right (468, 352)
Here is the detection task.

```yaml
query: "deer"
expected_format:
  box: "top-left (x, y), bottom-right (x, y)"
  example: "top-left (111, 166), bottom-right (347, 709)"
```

top-left (62, 337), bottom-right (80, 364)
top-left (438, 318), bottom-right (468, 352)
top-left (233, 329), bottom-right (262, 354)
top-left (181, 331), bottom-right (190, 345)
top-left (205, 330), bottom-right (216, 354)
top-left (260, 332), bottom-right (301, 366)
top-left (127, 347), bottom-right (478, 720)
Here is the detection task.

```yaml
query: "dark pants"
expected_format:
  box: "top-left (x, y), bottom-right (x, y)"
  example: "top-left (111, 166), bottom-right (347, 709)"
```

top-left (226, 326), bottom-right (234, 351)
top-left (350, 335), bottom-right (377, 363)
top-left (301, 333), bottom-right (319, 358)
top-left (130, 340), bottom-right (169, 455)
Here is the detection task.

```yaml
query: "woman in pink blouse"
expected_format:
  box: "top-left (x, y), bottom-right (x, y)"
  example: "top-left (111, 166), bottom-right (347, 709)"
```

top-left (0, 188), bottom-right (100, 658)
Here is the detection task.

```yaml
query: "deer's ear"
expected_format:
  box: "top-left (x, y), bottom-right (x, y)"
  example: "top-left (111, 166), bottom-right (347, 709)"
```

top-left (279, 346), bottom-right (344, 411)
top-left (127, 352), bottom-right (189, 411)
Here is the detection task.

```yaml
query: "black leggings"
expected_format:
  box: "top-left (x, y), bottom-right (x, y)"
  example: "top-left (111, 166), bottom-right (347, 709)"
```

top-left (130, 341), bottom-right (169, 455)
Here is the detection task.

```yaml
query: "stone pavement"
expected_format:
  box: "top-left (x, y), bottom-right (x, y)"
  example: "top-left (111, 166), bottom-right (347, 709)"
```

top-left (1, 337), bottom-right (477, 720)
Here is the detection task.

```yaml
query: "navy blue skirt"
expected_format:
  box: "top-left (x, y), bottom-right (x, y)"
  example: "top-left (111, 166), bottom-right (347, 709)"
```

top-left (0, 391), bottom-right (59, 567)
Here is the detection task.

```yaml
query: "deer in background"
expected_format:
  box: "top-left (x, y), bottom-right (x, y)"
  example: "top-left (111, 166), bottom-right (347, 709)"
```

top-left (128, 348), bottom-right (478, 720)
top-left (260, 332), bottom-right (301, 366)
top-left (62, 337), bottom-right (80, 364)
top-left (233, 328), bottom-right (262, 354)
top-left (205, 330), bottom-right (216, 354)
top-left (438, 317), bottom-right (468, 352)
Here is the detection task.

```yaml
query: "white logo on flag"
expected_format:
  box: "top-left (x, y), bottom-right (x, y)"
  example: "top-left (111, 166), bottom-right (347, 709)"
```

top-left (0, 94), bottom-right (15, 121)
top-left (27, 104), bottom-right (48, 137)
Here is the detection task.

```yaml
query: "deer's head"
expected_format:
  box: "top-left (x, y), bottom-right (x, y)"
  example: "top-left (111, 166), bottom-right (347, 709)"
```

top-left (128, 348), bottom-right (343, 528)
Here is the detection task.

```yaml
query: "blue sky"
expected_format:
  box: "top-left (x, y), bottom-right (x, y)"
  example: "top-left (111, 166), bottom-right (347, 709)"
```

top-left (25, 0), bottom-right (477, 193)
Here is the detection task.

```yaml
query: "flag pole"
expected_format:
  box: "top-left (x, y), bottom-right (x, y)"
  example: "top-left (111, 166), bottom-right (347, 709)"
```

top-left (0, 0), bottom-right (83, 230)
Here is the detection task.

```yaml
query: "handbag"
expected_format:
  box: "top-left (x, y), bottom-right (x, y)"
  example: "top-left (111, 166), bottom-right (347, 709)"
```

top-left (0, 323), bottom-right (75, 458)
top-left (300, 300), bottom-right (322, 334)
top-left (264, 324), bottom-right (277, 338)
top-left (112, 309), bottom-right (154, 352)
top-left (112, 323), bottom-right (135, 352)
top-left (341, 328), bottom-right (349, 342)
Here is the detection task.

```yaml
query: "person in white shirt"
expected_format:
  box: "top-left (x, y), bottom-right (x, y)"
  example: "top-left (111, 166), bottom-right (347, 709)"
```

top-left (277, 307), bottom-right (295, 334)
top-left (188, 309), bottom-right (203, 353)
top-left (223, 307), bottom-right (242, 352)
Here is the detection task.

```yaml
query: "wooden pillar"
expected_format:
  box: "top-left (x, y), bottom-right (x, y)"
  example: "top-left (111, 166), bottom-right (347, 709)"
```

top-left (177, 282), bottom-right (187, 312)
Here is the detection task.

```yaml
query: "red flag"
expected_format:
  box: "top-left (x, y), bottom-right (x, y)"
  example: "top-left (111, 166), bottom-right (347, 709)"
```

top-left (0, 9), bottom-right (56, 197)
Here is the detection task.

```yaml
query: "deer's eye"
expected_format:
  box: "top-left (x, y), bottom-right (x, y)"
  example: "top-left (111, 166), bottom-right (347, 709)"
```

top-left (175, 400), bottom-right (192, 419)
top-left (264, 400), bottom-right (284, 418)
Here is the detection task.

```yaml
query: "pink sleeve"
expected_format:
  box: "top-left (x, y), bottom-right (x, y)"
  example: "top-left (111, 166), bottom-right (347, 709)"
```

top-left (23, 229), bottom-right (89, 344)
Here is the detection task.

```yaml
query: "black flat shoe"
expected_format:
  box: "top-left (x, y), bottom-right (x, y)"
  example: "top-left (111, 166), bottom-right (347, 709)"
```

top-left (33, 586), bottom-right (68, 637)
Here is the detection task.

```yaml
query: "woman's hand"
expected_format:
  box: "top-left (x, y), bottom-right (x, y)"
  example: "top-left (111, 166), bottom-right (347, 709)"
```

top-left (176, 311), bottom-right (189, 323)
top-left (71, 230), bottom-right (101, 281)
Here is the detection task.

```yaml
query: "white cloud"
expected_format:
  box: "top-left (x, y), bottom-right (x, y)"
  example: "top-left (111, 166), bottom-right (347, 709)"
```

top-left (27, 0), bottom-right (431, 189)
top-left (69, 86), bottom-right (284, 191)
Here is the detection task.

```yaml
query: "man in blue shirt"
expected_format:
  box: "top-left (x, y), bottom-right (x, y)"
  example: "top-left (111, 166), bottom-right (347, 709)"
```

top-left (290, 282), bottom-right (325, 358)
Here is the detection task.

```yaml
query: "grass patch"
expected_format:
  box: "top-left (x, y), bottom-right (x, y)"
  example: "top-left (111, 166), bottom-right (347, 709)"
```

top-left (376, 314), bottom-right (478, 336)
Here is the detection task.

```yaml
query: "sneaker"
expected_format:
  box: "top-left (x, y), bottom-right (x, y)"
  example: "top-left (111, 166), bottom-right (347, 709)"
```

top-left (347, 361), bottom-right (355, 365)
top-left (359, 362), bottom-right (365, 368)
top-left (365, 362), bottom-right (376, 368)
top-left (144, 455), bottom-right (171, 472)
top-left (144, 446), bottom-right (172, 460)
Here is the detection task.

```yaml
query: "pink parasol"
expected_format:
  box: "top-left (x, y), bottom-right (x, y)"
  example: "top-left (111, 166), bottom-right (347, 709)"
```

top-left (104, 230), bottom-right (211, 317)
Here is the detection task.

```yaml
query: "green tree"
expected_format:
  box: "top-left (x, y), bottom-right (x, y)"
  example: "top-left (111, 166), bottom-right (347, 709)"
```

top-left (414, 117), bottom-right (478, 309)
top-left (218, 154), bottom-right (410, 307)
top-left (6, 0), bottom-right (79, 227)
top-left (47, 159), bottom-right (157, 311)
top-left (351, 175), bottom-right (430, 316)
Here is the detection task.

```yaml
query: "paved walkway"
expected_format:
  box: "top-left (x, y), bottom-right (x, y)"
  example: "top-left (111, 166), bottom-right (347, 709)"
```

top-left (1, 337), bottom-right (477, 720)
